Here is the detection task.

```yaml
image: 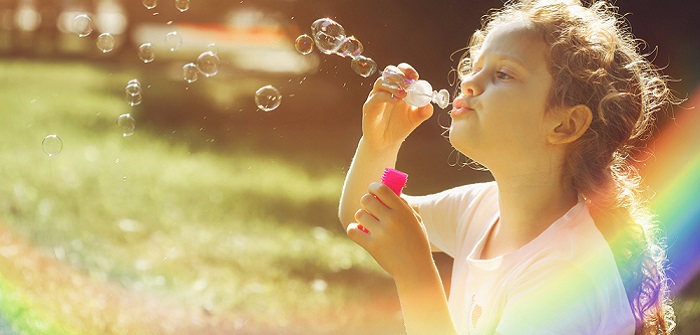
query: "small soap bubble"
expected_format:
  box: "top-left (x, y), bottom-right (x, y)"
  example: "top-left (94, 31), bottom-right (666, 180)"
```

top-left (182, 62), bottom-right (198, 83)
top-left (207, 43), bottom-right (218, 54)
top-left (72, 14), bottom-right (93, 37)
top-left (125, 92), bottom-right (143, 107)
top-left (117, 114), bottom-right (136, 137)
top-left (175, 0), bottom-right (190, 12)
top-left (138, 43), bottom-right (155, 63)
top-left (351, 55), bottom-right (377, 78)
top-left (336, 36), bottom-right (363, 58)
top-left (127, 78), bottom-right (141, 87)
top-left (310, 18), bottom-right (346, 55)
top-left (164, 31), bottom-right (182, 51)
top-left (294, 34), bottom-right (314, 55)
top-left (196, 51), bottom-right (220, 77)
top-left (255, 85), bottom-right (282, 112)
top-left (125, 80), bottom-right (143, 106)
top-left (96, 33), bottom-right (115, 53)
top-left (42, 134), bottom-right (63, 156)
top-left (142, 0), bottom-right (157, 9)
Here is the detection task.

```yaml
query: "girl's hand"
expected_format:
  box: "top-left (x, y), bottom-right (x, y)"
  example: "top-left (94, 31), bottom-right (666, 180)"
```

top-left (362, 63), bottom-right (434, 150)
top-left (346, 182), bottom-right (434, 281)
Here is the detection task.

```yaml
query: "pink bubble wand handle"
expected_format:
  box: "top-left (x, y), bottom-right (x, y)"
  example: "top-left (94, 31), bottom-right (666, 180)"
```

top-left (358, 168), bottom-right (408, 234)
top-left (381, 167), bottom-right (408, 196)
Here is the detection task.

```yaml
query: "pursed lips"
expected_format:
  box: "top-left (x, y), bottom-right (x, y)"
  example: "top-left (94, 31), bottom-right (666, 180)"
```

top-left (450, 96), bottom-right (475, 117)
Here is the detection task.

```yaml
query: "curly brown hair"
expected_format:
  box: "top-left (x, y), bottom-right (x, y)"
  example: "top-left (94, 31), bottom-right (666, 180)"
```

top-left (454, 0), bottom-right (678, 333)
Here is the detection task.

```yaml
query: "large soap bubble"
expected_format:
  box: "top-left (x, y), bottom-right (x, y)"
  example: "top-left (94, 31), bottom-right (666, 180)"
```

top-left (310, 18), bottom-right (346, 55)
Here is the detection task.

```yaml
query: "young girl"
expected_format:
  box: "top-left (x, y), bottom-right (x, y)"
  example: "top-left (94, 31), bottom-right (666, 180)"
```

top-left (338, 0), bottom-right (676, 334)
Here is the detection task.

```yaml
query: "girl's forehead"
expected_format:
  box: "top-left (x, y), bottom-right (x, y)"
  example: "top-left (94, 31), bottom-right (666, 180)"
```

top-left (477, 19), bottom-right (548, 68)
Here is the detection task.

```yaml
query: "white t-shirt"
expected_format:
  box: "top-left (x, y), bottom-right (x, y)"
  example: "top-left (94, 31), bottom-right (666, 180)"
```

top-left (414, 181), bottom-right (635, 335)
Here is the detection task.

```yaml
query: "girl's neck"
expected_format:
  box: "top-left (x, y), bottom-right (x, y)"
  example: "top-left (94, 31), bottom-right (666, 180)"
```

top-left (492, 167), bottom-right (578, 240)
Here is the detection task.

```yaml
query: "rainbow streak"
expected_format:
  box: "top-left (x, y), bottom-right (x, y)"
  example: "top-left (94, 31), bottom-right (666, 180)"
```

top-left (643, 85), bottom-right (700, 293)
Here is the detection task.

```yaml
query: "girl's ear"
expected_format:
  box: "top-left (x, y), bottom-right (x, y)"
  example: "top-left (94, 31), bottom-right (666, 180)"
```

top-left (547, 105), bottom-right (593, 144)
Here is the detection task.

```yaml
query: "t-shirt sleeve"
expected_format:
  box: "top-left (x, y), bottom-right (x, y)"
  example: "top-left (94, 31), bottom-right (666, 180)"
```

top-left (496, 261), bottom-right (628, 335)
top-left (409, 182), bottom-right (496, 257)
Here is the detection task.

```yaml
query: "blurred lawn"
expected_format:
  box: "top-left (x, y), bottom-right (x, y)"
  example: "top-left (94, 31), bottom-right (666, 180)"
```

top-left (0, 59), bottom-right (403, 335)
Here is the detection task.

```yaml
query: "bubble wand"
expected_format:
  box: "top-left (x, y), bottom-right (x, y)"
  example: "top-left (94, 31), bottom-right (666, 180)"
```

top-left (381, 66), bottom-right (451, 109)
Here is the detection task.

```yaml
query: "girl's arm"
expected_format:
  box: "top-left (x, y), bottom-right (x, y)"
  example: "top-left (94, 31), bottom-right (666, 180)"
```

top-left (349, 183), bottom-right (458, 335)
top-left (338, 136), bottom-right (401, 229)
top-left (338, 63), bottom-right (433, 229)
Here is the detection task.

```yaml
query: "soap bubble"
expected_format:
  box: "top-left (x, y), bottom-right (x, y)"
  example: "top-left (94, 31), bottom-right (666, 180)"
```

top-left (42, 134), bottom-right (63, 156)
top-left (182, 63), bottom-right (198, 83)
top-left (164, 31), bottom-right (182, 51)
top-left (138, 43), bottom-right (155, 63)
top-left (142, 0), bottom-right (157, 9)
top-left (351, 55), bottom-right (377, 78)
top-left (294, 34), bottom-right (314, 55)
top-left (336, 36), bottom-right (363, 58)
top-left (124, 79), bottom-right (143, 106)
top-left (175, 0), bottom-right (190, 12)
top-left (96, 33), bottom-right (115, 53)
top-left (117, 114), bottom-right (135, 137)
top-left (310, 18), bottom-right (346, 55)
top-left (255, 85), bottom-right (282, 112)
top-left (207, 43), bottom-right (218, 54)
top-left (196, 51), bottom-right (220, 77)
top-left (72, 14), bottom-right (93, 37)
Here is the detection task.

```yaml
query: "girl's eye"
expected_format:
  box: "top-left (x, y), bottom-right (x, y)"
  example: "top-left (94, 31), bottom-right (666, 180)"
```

top-left (496, 71), bottom-right (512, 80)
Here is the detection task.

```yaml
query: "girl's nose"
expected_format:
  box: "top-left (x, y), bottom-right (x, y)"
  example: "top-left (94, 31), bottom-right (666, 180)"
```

top-left (460, 75), bottom-right (481, 97)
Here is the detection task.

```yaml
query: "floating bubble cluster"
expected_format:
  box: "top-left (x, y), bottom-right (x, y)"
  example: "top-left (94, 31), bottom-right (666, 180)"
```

top-left (117, 113), bottom-right (136, 137)
top-left (96, 33), bottom-right (115, 53)
top-left (381, 66), bottom-right (450, 108)
top-left (255, 85), bottom-right (282, 112)
top-left (296, 18), bottom-right (377, 78)
top-left (138, 43), bottom-right (155, 63)
top-left (124, 79), bottom-right (143, 107)
top-left (72, 14), bottom-right (93, 37)
top-left (42, 134), bottom-right (63, 156)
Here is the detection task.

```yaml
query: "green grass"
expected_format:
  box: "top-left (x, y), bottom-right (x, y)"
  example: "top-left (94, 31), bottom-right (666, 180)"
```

top-left (0, 59), bottom-right (400, 334)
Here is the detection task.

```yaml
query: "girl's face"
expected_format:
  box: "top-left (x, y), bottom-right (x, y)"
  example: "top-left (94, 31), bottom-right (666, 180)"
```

top-left (449, 19), bottom-right (556, 171)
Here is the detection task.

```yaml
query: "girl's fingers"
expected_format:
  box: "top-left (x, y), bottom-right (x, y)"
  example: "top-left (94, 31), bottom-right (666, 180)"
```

top-left (367, 182), bottom-right (401, 208)
top-left (355, 205), bottom-right (379, 223)
top-left (397, 63), bottom-right (419, 81)
top-left (373, 66), bottom-right (408, 99)
top-left (346, 222), bottom-right (372, 248)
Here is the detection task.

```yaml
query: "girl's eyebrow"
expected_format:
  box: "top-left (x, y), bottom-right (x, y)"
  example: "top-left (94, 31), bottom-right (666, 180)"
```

top-left (494, 54), bottom-right (529, 72)
top-left (474, 51), bottom-right (529, 73)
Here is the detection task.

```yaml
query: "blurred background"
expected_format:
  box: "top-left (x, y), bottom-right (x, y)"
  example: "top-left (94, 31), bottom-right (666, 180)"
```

top-left (0, 0), bottom-right (698, 334)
